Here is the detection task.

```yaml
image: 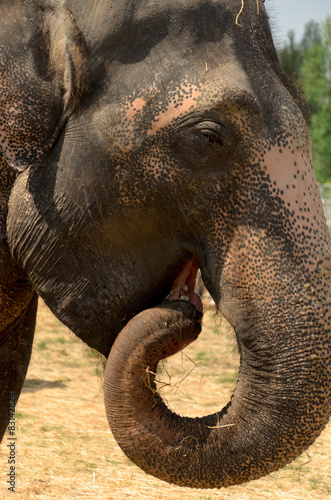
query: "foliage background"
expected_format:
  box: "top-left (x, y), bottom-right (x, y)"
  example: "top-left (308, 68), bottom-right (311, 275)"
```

top-left (279, 17), bottom-right (331, 183)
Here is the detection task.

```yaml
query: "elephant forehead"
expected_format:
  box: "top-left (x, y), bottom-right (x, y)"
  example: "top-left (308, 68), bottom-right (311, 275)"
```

top-left (146, 84), bottom-right (202, 136)
top-left (143, 68), bottom-right (256, 136)
top-left (122, 85), bottom-right (202, 127)
top-left (92, 72), bottom-right (257, 154)
top-left (125, 98), bottom-right (148, 121)
top-left (91, 81), bottom-right (201, 152)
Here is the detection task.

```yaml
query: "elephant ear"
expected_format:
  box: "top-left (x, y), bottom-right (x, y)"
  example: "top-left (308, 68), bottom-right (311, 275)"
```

top-left (0, 1), bottom-right (89, 172)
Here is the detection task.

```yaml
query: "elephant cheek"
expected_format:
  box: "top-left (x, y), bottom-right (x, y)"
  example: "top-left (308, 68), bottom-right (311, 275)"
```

top-left (263, 145), bottom-right (329, 259)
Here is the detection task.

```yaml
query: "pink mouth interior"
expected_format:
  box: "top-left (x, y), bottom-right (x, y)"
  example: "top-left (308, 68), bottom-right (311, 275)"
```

top-left (169, 258), bottom-right (203, 315)
top-left (160, 258), bottom-right (203, 360)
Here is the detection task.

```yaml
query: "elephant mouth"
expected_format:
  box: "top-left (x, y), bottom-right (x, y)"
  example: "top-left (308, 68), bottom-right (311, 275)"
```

top-left (168, 257), bottom-right (203, 315)
top-left (141, 256), bottom-right (204, 361)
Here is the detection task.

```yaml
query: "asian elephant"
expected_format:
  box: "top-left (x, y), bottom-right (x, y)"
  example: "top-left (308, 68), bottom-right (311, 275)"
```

top-left (0, 0), bottom-right (330, 489)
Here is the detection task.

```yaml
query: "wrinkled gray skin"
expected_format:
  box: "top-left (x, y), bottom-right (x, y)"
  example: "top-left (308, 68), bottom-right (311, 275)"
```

top-left (0, 0), bottom-right (330, 489)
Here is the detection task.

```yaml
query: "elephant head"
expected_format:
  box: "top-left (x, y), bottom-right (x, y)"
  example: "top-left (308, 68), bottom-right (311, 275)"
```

top-left (0, 0), bottom-right (330, 488)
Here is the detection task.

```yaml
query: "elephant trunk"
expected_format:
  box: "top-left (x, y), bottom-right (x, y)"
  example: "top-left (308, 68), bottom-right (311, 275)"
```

top-left (103, 299), bottom-right (330, 488)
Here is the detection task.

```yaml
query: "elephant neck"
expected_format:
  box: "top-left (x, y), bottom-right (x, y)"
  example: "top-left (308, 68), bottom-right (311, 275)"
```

top-left (0, 158), bottom-right (17, 236)
top-left (0, 157), bottom-right (34, 332)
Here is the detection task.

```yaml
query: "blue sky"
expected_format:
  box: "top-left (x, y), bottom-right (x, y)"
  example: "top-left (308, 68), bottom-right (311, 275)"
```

top-left (265, 0), bottom-right (331, 47)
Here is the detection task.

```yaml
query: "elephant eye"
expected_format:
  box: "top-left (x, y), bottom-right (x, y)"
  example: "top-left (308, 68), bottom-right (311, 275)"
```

top-left (193, 121), bottom-right (228, 149)
top-left (198, 129), bottom-right (224, 146)
top-left (172, 117), bottom-right (234, 170)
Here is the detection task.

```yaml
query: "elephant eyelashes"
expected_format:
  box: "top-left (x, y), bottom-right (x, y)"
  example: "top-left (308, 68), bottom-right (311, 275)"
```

top-left (174, 119), bottom-right (230, 154)
top-left (190, 120), bottom-right (233, 154)
top-left (193, 121), bottom-right (228, 144)
top-left (198, 129), bottom-right (225, 147)
top-left (169, 119), bottom-right (234, 172)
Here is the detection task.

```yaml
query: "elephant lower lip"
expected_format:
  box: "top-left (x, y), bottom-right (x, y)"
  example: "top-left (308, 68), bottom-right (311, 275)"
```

top-left (168, 258), bottom-right (203, 317)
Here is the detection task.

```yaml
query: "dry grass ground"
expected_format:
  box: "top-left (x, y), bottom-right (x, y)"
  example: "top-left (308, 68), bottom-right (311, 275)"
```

top-left (0, 300), bottom-right (330, 500)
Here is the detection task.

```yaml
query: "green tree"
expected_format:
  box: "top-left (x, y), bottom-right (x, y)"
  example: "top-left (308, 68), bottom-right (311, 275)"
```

top-left (279, 21), bottom-right (322, 91)
top-left (301, 20), bottom-right (322, 53)
top-left (279, 31), bottom-right (304, 89)
top-left (279, 18), bottom-right (331, 183)
top-left (301, 17), bottom-right (331, 182)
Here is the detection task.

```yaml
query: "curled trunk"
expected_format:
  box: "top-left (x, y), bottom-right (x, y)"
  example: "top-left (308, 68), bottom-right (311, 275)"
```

top-left (104, 300), bottom-right (330, 488)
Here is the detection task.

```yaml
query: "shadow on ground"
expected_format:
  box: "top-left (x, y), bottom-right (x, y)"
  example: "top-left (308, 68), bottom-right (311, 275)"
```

top-left (22, 378), bottom-right (67, 393)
